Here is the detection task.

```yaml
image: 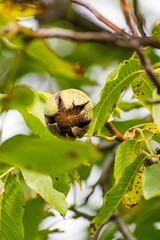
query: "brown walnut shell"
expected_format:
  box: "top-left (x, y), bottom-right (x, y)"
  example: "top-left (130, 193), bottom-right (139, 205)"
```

top-left (44, 89), bottom-right (93, 139)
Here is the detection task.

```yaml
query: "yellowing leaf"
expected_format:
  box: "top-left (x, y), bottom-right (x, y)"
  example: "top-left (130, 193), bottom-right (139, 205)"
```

top-left (143, 123), bottom-right (160, 133)
top-left (122, 164), bottom-right (144, 208)
top-left (0, 1), bottom-right (44, 22)
top-left (114, 139), bottom-right (144, 209)
top-left (90, 154), bottom-right (145, 237)
top-left (152, 20), bottom-right (160, 40)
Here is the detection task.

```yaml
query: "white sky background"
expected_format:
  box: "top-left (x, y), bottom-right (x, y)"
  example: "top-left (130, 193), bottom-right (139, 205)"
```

top-left (1, 1), bottom-right (160, 240)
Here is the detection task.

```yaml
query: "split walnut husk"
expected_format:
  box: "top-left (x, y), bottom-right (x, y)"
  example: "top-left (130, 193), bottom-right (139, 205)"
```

top-left (44, 89), bottom-right (93, 139)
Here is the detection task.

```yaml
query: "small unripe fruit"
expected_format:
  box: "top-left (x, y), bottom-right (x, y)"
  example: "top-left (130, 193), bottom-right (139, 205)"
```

top-left (44, 89), bottom-right (93, 139)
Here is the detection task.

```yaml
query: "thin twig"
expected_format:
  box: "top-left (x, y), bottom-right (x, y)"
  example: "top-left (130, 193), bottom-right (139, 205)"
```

top-left (146, 99), bottom-right (160, 104)
top-left (83, 144), bottom-right (117, 204)
top-left (120, 0), bottom-right (160, 93)
top-left (137, 128), bottom-right (154, 155)
top-left (114, 212), bottom-right (137, 240)
top-left (70, 0), bottom-right (131, 39)
top-left (98, 145), bottom-right (118, 194)
top-left (32, 28), bottom-right (120, 43)
top-left (133, 0), bottom-right (146, 36)
top-left (136, 47), bottom-right (160, 93)
top-left (121, 0), bottom-right (138, 36)
top-left (70, 205), bottom-right (93, 220)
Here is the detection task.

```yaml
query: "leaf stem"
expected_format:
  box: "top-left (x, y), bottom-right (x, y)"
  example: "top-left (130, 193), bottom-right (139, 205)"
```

top-left (0, 167), bottom-right (16, 180)
top-left (137, 128), bottom-right (154, 155)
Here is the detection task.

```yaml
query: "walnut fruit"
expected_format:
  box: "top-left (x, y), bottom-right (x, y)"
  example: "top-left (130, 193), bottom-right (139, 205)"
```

top-left (44, 89), bottom-right (93, 139)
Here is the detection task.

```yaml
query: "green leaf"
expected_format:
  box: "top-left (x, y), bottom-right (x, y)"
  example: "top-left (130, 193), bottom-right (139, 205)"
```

top-left (26, 39), bottom-right (82, 79)
top-left (28, 91), bottom-right (52, 124)
top-left (118, 101), bottom-right (142, 112)
top-left (152, 20), bottom-right (160, 40)
top-left (0, 135), bottom-right (100, 176)
top-left (132, 74), bottom-right (156, 112)
top-left (0, 172), bottom-right (25, 240)
top-left (134, 198), bottom-right (160, 240)
top-left (1, 86), bottom-right (51, 138)
top-left (52, 173), bottom-right (70, 196)
top-left (152, 132), bottom-right (160, 143)
top-left (90, 154), bottom-right (145, 237)
top-left (68, 42), bottom-right (132, 67)
top-left (0, 180), bottom-right (4, 195)
top-left (0, 2), bottom-right (42, 22)
top-left (3, 85), bottom-right (34, 110)
top-left (114, 139), bottom-right (140, 184)
top-left (22, 169), bottom-right (67, 216)
top-left (113, 118), bottom-right (148, 134)
top-left (143, 163), bottom-right (160, 200)
top-left (23, 197), bottom-right (45, 240)
top-left (152, 89), bottom-right (160, 129)
top-left (69, 169), bottom-right (82, 189)
top-left (88, 58), bottom-right (141, 135)
top-left (114, 140), bottom-right (143, 209)
top-left (18, 108), bottom-right (51, 138)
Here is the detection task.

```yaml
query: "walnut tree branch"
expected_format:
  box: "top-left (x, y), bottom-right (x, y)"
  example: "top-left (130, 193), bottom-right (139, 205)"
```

top-left (114, 212), bottom-right (137, 240)
top-left (70, 0), bottom-right (131, 39)
top-left (120, 0), bottom-right (160, 93)
top-left (136, 47), bottom-right (160, 93)
top-left (31, 28), bottom-right (160, 49)
top-left (69, 205), bottom-right (93, 220)
top-left (121, 0), bottom-right (138, 36)
top-left (105, 122), bottom-right (125, 142)
top-left (133, 0), bottom-right (146, 36)
top-left (32, 27), bottom-right (160, 51)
